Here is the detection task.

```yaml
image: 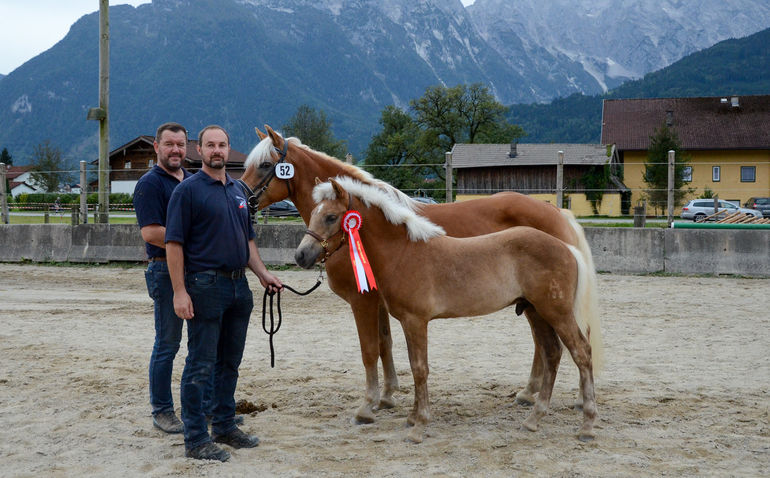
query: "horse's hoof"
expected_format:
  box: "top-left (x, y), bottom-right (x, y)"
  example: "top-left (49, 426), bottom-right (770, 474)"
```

top-left (521, 417), bottom-right (538, 432)
top-left (515, 392), bottom-right (536, 407)
top-left (578, 430), bottom-right (596, 442)
top-left (378, 396), bottom-right (396, 410)
top-left (573, 400), bottom-right (584, 411)
top-left (406, 427), bottom-right (424, 443)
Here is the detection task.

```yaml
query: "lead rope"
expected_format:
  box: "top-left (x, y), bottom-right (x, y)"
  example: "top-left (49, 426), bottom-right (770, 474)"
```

top-left (262, 265), bottom-right (324, 367)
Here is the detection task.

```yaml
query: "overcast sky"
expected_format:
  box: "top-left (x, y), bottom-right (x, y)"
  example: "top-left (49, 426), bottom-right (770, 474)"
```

top-left (0, 0), bottom-right (476, 75)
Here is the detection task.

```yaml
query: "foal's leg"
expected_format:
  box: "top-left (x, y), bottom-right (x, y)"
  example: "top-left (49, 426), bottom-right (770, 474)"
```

top-left (521, 313), bottom-right (562, 433)
top-left (549, 316), bottom-right (597, 441)
top-left (377, 301), bottom-right (399, 409)
top-left (399, 318), bottom-right (431, 444)
top-left (516, 310), bottom-right (545, 406)
top-left (349, 295), bottom-right (385, 424)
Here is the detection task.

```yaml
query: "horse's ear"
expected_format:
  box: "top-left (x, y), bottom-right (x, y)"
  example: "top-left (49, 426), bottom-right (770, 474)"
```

top-left (255, 127), bottom-right (267, 140)
top-left (265, 124), bottom-right (283, 148)
top-left (314, 177), bottom-right (322, 185)
top-left (330, 178), bottom-right (345, 199)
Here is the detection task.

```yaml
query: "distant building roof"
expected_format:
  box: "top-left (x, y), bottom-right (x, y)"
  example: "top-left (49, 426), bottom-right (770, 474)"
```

top-left (5, 165), bottom-right (32, 180)
top-left (601, 95), bottom-right (770, 151)
top-left (450, 143), bottom-right (609, 168)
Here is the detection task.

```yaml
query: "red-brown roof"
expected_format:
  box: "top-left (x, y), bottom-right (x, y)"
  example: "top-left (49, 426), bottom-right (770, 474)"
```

top-left (601, 95), bottom-right (770, 151)
top-left (5, 165), bottom-right (32, 180)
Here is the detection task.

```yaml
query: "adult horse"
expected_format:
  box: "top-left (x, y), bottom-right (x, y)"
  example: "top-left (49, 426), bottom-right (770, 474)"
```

top-left (240, 125), bottom-right (603, 423)
top-left (295, 177), bottom-right (599, 443)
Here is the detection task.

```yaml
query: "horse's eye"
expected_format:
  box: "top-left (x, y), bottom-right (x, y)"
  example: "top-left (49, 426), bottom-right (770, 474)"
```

top-left (326, 214), bottom-right (338, 225)
top-left (258, 161), bottom-right (272, 170)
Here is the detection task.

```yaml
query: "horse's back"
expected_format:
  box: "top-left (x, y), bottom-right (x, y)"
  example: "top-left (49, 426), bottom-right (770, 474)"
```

top-left (421, 192), bottom-right (578, 246)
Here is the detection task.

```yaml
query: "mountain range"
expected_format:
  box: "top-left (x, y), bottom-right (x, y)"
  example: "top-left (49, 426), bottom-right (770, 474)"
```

top-left (1, 0), bottom-right (769, 167)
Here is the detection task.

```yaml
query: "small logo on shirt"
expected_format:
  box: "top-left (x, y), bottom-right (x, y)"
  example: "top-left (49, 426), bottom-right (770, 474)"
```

top-left (236, 195), bottom-right (247, 209)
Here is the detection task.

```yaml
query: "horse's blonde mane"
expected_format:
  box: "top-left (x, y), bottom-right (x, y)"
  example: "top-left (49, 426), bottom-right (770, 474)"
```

top-left (245, 132), bottom-right (372, 184)
top-left (313, 177), bottom-right (445, 242)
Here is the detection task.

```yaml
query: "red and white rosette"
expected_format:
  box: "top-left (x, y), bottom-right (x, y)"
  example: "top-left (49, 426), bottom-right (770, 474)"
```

top-left (342, 210), bottom-right (377, 293)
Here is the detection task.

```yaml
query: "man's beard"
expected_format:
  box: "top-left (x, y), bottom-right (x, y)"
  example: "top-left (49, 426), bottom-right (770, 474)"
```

top-left (205, 156), bottom-right (226, 169)
top-left (160, 155), bottom-right (183, 171)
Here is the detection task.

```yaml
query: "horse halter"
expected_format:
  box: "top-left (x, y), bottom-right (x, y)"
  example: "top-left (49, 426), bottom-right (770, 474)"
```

top-left (303, 193), bottom-right (354, 263)
top-left (237, 139), bottom-right (291, 215)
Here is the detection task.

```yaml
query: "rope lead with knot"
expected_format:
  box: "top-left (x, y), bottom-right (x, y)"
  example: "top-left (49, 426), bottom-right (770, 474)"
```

top-left (262, 266), bottom-right (324, 367)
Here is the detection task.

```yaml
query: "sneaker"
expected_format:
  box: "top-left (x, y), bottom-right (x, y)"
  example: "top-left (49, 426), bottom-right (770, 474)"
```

top-left (185, 442), bottom-right (231, 462)
top-left (212, 427), bottom-right (260, 449)
top-left (153, 411), bottom-right (184, 434)
top-left (206, 414), bottom-right (245, 425)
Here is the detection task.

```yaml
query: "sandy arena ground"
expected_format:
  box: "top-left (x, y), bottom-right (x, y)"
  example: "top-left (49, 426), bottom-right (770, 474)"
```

top-left (0, 263), bottom-right (768, 477)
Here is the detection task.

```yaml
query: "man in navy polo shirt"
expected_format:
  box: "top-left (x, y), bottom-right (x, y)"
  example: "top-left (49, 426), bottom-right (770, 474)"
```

top-left (166, 124), bottom-right (283, 462)
top-left (133, 122), bottom-right (192, 434)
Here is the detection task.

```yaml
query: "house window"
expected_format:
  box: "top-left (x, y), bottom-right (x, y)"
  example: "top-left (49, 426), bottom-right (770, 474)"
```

top-left (681, 166), bottom-right (692, 182)
top-left (148, 159), bottom-right (154, 167)
top-left (124, 161), bottom-right (131, 169)
top-left (740, 166), bottom-right (756, 182)
top-left (712, 166), bottom-right (720, 182)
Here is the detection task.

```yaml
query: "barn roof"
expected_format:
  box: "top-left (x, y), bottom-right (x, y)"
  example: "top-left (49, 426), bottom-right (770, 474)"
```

top-left (601, 95), bottom-right (770, 151)
top-left (450, 143), bottom-right (609, 169)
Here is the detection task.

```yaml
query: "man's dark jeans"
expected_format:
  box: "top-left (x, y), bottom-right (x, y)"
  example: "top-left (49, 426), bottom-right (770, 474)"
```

top-left (181, 270), bottom-right (253, 450)
top-left (145, 261), bottom-right (184, 416)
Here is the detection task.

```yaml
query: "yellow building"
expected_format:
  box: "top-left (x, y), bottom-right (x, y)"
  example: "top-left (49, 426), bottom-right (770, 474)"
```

top-left (602, 95), bottom-right (770, 211)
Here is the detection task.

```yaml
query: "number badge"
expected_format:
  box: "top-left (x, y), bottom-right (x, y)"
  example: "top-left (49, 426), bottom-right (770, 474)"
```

top-left (275, 163), bottom-right (295, 179)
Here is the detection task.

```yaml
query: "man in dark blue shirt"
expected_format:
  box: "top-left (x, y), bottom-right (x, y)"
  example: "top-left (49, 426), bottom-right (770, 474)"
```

top-left (166, 125), bottom-right (283, 462)
top-left (133, 122), bottom-right (192, 434)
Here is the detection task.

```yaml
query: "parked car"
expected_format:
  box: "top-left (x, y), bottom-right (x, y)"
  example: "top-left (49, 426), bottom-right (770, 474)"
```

top-left (411, 196), bottom-right (438, 205)
top-left (743, 197), bottom-right (770, 218)
top-left (259, 199), bottom-right (300, 218)
top-left (681, 199), bottom-right (762, 221)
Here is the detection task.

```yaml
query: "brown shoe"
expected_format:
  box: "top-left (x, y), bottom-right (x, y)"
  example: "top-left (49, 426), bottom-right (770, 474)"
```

top-left (153, 411), bottom-right (183, 434)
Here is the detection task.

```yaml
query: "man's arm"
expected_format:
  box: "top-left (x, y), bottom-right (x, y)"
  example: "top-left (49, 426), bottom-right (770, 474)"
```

top-left (167, 241), bottom-right (194, 319)
top-left (140, 224), bottom-right (166, 249)
top-left (247, 239), bottom-right (283, 293)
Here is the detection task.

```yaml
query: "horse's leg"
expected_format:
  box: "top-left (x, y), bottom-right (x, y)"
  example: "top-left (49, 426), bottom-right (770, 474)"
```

top-left (399, 318), bottom-right (430, 444)
top-left (521, 313), bottom-right (562, 433)
top-left (349, 295), bottom-right (384, 424)
top-left (548, 315), bottom-right (597, 441)
top-left (377, 301), bottom-right (398, 409)
top-left (516, 310), bottom-right (544, 406)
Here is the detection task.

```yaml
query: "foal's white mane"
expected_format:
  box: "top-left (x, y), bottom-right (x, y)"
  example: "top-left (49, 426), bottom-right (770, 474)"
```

top-left (313, 177), bottom-right (446, 242)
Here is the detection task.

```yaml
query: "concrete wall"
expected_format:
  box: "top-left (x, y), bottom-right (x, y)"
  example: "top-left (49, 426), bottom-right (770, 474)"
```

top-left (1, 224), bottom-right (768, 277)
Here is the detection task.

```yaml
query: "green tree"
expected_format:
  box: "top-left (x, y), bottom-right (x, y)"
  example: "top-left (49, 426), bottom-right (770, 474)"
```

top-left (362, 106), bottom-right (437, 197)
top-left (364, 83), bottom-right (523, 199)
top-left (29, 141), bottom-right (71, 193)
top-left (581, 164), bottom-right (611, 215)
top-left (642, 123), bottom-right (695, 214)
top-left (0, 147), bottom-right (12, 166)
top-left (282, 104), bottom-right (347, 158)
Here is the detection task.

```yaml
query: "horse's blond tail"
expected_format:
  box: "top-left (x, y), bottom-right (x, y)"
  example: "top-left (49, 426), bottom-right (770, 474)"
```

top-left (564, 213), bottom-right (604, 375)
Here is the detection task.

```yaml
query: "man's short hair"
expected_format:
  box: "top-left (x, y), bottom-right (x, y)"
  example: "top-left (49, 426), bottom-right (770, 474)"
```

top-left (155, 122), bottom-right (187, 143)
top-left (198, 125), bottom-right (230, 146)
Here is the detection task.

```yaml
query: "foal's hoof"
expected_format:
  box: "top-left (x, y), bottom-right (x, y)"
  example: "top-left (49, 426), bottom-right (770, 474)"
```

top-left (578, 430), bottom-right (596, 442)
top-left (353, 406), bottom-right (375, 425)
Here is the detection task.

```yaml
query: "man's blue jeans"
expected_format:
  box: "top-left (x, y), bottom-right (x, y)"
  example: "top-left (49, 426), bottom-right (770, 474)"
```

top-left (145, 261), bottom-right (184, 416)
top-left (181, 270), bottom-right (253, 450)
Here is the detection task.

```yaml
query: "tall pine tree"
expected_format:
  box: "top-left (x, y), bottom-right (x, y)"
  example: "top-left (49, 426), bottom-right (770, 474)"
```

top-left (643, 123), bottom-right (695, 214)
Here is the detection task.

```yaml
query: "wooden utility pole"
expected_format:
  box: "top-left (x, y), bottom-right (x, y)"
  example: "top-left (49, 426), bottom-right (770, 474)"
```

top-left (0, 163), bottom-right (8, 224)
top-left (556, 150), bottom-right (564, 208)
top-left (444, 151), bottom-right (453, 203)
top-left (666, 149), bottom-right (675, 227)
top-left (87, 0), bottom-right (110, 223)
top-left (80, 161), bottom-right (88, 224)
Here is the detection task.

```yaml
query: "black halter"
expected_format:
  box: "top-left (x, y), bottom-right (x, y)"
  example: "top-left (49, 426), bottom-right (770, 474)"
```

top-left (237, 140), bottom-right (290, 216)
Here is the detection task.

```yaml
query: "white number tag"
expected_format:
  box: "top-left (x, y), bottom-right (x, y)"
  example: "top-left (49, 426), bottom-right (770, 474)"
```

top-left (276, 163), bottom-right (294, 179)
